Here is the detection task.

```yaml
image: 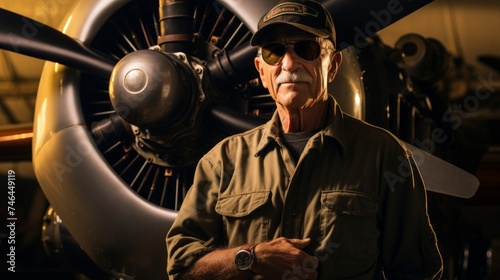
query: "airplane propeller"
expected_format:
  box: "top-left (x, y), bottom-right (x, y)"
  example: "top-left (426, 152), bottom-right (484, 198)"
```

top-left (0, 8), bottom-right (116, 78)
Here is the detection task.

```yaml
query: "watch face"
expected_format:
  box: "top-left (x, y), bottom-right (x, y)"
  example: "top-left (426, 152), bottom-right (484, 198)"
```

top-left (235, 250), bottom-right (252, 270)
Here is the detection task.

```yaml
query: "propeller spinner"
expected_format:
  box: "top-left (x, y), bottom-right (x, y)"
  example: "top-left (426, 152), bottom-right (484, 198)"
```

top-left (109, 49), bottom-right (208, 166)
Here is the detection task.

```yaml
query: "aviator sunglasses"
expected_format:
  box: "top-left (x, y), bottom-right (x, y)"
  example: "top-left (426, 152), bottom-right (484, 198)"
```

top-left (259, 40), bottom-right (330, 65)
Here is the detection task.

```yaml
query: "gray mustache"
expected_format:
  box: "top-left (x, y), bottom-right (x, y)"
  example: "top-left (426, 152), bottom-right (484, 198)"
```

top-left (275, 70), bottom-right (312, 84)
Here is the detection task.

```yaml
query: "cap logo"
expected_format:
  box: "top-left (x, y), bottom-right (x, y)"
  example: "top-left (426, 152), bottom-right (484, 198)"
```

top-left (263, 3), bottom-right (319, 22)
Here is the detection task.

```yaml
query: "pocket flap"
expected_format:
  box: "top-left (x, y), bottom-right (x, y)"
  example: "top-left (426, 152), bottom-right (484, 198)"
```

top-left (216, 191), bottom-right (270, 217)
top-left (321, 191), bottom-right (378, 216)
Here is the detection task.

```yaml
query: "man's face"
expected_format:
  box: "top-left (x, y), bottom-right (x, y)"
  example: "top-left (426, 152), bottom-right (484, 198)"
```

top-left (254, 27), bottom-right (342, 110)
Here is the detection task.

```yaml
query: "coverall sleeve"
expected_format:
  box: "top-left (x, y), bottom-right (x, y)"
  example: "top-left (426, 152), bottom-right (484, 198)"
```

top-left (165, 155), bottom-right (222, 280)
top-left (379, 146), bottom-right (443, 279)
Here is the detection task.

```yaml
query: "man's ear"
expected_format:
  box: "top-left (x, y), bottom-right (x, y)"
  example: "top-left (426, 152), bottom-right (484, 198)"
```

top-left (328, 51), bottom-right (343, 82)
top-left (254, 56), bottom-right (268, 88)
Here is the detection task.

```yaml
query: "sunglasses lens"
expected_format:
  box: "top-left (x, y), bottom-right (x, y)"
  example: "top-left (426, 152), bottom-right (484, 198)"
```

top-left (261, 41), bottom-right (322, 65)
top-left (262, 43), bottom-right (286, 65)
top-left (294, 40), bottom-right (321, 61)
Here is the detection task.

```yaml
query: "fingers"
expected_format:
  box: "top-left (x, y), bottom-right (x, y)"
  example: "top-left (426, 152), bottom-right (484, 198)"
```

top-left (287, 238), bottom-right (319, 278)
top-left (255, 238), bottom-right (318, 279)
top-left (287, 237), bottom-right (311, 249)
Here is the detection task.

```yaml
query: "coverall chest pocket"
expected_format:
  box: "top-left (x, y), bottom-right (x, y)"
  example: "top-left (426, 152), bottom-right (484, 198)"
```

top-left (318, 191), bottom-right (379, 277)
top-left (215, 191), bottom-right (271, 247)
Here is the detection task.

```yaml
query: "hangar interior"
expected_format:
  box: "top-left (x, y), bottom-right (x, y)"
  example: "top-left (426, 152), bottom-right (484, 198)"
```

top-left (0, 0), bottom-right (499, 279)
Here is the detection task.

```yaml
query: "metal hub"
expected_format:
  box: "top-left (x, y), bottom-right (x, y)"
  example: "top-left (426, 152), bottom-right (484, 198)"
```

top-left (109, 49), bottom-right (209, 166)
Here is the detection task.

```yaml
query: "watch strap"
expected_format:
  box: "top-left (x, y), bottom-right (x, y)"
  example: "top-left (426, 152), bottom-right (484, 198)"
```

top-left (248, 243), bottom-right (258, 271)
top-left (240, 243), bottom-right (257, 252)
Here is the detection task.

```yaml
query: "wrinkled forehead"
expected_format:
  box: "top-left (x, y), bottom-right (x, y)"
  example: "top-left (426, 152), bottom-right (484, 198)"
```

top-left (260, 25), bottom-right (318, 44)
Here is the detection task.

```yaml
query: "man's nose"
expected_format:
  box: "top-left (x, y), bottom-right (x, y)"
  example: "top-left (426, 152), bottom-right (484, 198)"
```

top-left (281, 46), bottom-right (300, 72)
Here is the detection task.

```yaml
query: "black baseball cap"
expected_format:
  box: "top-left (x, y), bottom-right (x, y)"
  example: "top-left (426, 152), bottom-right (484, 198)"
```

top-left (250, 0), bottom-right (336, 48)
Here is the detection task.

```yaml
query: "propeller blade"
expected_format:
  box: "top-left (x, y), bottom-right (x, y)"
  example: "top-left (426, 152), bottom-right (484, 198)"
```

top-left (406, 143), bottom-right (479, 198)
top-left (207, 105), bottom-right (266, 134)
top-left (0, 8), bottom-right (115, 77)
top-left (322, 0), bottom-right (435, 50)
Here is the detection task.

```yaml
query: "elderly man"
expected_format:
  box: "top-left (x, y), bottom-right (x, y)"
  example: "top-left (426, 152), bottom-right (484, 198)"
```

top-left (166, 0), bottom-right (443, 279)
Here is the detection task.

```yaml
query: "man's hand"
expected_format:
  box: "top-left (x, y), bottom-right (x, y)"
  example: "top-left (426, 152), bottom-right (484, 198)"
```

top-left (252, 237), bottom-right (318, 279)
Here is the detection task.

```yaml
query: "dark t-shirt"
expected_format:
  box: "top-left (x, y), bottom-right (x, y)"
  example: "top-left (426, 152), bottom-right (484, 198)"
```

top-left (280, 129), bottom-right (320, 163)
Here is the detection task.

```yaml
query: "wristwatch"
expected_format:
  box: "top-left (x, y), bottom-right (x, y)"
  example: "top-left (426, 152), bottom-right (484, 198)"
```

top-left (234, 243), bottom-right (257, 271)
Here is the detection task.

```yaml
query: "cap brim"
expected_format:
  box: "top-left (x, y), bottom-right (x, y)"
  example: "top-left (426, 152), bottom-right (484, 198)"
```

top-left (250, 22), bottom-right (329, 46)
